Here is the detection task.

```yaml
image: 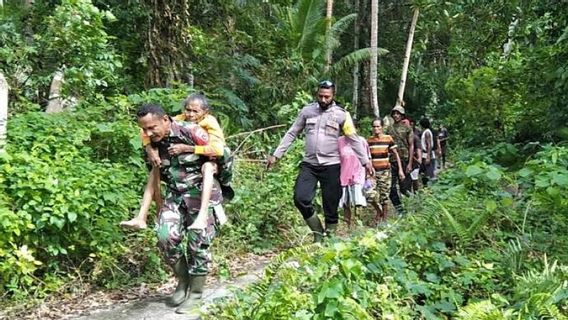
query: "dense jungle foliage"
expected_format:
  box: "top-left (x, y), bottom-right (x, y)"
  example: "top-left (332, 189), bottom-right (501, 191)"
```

top-left (0, 0), bottom-right (567, 318)
top-left (206, 144), bottom-right (568, 319)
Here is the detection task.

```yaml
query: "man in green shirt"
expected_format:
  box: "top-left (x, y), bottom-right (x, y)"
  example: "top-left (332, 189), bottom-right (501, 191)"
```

top-left (386, 106), bottom-right (414, 214)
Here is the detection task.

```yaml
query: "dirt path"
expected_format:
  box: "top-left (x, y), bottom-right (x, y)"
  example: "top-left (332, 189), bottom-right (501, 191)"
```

top-left (0, 253), bottom-right (272, 320)
top-left (68, 259), bottom-right (268, 320)
top-left (66, 255), bottom-right (270, 320)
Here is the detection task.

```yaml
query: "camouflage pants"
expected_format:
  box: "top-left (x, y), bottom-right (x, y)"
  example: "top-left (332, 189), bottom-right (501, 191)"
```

top-left (155, 186), bottom-right (221, 275)
top-left (367, 169), bottom-right (391, 206)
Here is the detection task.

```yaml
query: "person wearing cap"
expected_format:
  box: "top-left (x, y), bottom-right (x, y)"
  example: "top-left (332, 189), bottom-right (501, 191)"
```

top-left (386, 105), bottom-right (414, 214)
top-left (266, 80), bottom-right (374, 242)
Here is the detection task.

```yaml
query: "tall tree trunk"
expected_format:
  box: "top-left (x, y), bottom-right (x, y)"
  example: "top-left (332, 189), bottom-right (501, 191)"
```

top-left (324, 0), bottom-right (334, 74)
top-left (144, 0), bottom-right (191, 87)
top-left (0, 72), bottom-right (7, 149)
top-left (396, 8), bottom-right (419, 107)
top-left (351, 0), bottom-right (360, 120)
top-left (370, 0), bottom-right (379, 117)
top-left (46, 70), bottom-right (65, 113)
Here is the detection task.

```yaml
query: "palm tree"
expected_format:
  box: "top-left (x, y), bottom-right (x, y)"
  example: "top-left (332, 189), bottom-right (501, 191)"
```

top-left (276, 0), bottom-right (387, 90)
top-left (324, 0), bottom-right (334, 74)
top-left (396, 8), bottom-right (420, 107)
top-left (351, 0), bottom-right (360, 118)
top-left (370, 0), bottom-right (379, 117)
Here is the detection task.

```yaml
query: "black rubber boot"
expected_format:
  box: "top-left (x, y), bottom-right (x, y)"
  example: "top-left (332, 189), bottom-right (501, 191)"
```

top-left (305, 214), bottom-right (324, 243)
top-left (170, 259), bottom-right (190, 306)
top-left (175, 275), bottom-right (206, 316)
top-left (325, 223), bottom-right (338, 237)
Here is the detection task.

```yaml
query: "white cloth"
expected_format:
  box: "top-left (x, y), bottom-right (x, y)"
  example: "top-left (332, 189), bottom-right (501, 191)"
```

top-left (410, 168), bottom-right (420, 181)
top-left (338, 184), bottom-right (367, 208)
top-left (421, 128), bottom-right (436, 159)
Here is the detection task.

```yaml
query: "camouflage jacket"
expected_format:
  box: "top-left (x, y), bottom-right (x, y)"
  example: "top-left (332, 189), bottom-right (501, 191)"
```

top-left (151, 119), bottom-right (210, 194)
top-left (387, 122), bottom-right (413, 161)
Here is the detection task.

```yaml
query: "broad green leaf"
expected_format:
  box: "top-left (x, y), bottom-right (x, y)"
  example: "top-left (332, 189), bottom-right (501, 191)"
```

top-left (68, 211), bottom-right (78, 222)
top-left (324, 299), bottom-right (338, 317)
top-left (518, 168), bottom-right (533, 178)
top-left (485, 199), bottom-right (497, 212)
top-left (485, 168), bottom-right (502, 181)
top-left (465, 165), bottom-right (483, 177)
top-left (552, 173), bottom-right (568, 186)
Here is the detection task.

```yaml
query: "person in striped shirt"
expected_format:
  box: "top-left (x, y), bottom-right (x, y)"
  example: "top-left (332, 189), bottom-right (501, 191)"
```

top-left (367, 119), bottom-right (405, 224)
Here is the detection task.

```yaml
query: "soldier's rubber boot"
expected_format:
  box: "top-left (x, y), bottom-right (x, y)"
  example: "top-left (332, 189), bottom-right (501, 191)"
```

top-left (175, 275), bottom-right (206, 317)
top-left (325, 223), bottom-right (338, 237)
top-left (170, 259), bottom-right (190, 306)
top-left (305, 214), bottom-right (324, 243)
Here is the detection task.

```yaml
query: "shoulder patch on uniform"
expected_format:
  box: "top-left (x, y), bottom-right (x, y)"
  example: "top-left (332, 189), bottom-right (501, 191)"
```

top-left (333, 102), bottom-right (345, 111)
top-left (191, 125), bottom-right (209, 146)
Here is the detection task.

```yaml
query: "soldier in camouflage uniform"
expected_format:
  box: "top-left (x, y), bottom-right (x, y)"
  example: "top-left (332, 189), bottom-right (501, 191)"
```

top-left (386, 106), bottom-right (414, 215)
top-left (137, 104), bottom-right (222, 316)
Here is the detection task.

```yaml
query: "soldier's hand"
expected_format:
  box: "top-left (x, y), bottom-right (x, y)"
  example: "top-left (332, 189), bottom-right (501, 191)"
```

top-left (168, 144), bottom-right (192, 156)
top-left (146, 146), bottom-right (161, 167)
top-left (266, 155), bottom-right (277, 170)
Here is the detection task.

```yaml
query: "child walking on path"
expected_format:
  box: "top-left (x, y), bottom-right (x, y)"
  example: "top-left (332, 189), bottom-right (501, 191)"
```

top-left (338, 135), bottom-right (370, 227)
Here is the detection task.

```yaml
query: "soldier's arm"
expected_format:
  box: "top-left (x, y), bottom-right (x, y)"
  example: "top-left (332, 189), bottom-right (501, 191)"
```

top-left (168, 125), bottom-right (210, 156)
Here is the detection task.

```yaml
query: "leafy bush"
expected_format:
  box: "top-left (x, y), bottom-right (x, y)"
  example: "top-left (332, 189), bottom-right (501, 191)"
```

top-left (0, 110), bottom-right (145, 298)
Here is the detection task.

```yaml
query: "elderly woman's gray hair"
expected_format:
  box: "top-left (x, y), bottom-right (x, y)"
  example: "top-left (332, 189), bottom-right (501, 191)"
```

top-left (184, 93), bottom-right (210, 111)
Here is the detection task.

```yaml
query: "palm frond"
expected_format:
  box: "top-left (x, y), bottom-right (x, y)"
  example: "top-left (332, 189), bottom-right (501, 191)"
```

top-left (330, 13), bottom-right (357, 37)
top-left (503, 237), bottom-right (526, 275)
top-left (514, 257), bottom-right (568, 319)
top-left (435, 199), bottom-right (469, 246)
top-left (331, 47), bottom-right (389, 75)
top-left (296, 0), bottom-right (325, 55)
top-left (322, 13), bottom-right (357, 54)
top-left (456, 300), bottom-right (509, 320)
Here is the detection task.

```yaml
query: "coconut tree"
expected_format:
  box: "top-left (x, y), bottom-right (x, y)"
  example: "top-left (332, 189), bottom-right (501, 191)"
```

top-left (324, 0), bottom-right (334, 74)
top-left (396, 8), bottom-right (420, 107)
top-left (351, 0), bottom-right (360, 118)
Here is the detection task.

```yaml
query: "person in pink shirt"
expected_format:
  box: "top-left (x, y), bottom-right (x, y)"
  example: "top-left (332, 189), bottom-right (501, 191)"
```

top-left (338, 135), bottom-right (370, 227)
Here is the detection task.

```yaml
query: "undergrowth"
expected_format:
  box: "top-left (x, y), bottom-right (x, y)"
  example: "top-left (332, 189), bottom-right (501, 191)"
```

top-left (205, 144), bottom-right (568, 319)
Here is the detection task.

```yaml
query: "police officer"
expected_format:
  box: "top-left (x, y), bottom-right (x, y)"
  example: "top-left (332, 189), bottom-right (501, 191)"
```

top-left (136, 104), bottom-right (222, 316)
top-left (267, 80), bottom-right (373, 242)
